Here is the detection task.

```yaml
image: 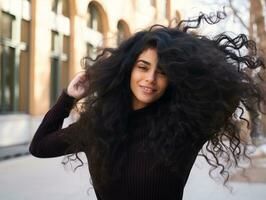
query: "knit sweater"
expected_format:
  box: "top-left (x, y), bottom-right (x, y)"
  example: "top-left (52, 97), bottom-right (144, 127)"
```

top-left (29, 90), bottom-right (204, 200)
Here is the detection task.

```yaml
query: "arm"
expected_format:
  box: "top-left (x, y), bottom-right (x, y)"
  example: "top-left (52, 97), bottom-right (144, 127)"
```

top-left (29, 90), bottom-right (78, 158)
top-left (29, 71), bottom-right (90, 158)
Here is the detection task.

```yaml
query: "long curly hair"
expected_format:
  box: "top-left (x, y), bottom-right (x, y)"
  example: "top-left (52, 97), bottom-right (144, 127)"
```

top-left (63, 11), bottom-right (265, 189)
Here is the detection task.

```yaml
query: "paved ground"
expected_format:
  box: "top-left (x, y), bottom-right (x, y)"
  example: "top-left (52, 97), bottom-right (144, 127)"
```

top-left (0, 153), bottom-right (94, 200)
top-left (184, 149), bottom-right (266, 200)
top-left (0, 148), bottom-right (266, 200)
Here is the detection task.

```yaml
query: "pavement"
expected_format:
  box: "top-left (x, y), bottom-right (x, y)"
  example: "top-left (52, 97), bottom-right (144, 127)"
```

top-left (0, 148), bottom-right (266, 200)
top-left (229, 144), bottom-right (266, 183)
top-left (184, 147), bottom-right (266, 200)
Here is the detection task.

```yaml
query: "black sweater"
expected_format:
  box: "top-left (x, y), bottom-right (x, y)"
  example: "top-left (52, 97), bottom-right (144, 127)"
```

top-left (29, 90), bottom-right (205, 200)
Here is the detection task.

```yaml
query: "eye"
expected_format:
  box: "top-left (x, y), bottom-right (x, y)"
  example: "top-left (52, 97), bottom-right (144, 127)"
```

top-left (138, 65), bottom-right (148, 71)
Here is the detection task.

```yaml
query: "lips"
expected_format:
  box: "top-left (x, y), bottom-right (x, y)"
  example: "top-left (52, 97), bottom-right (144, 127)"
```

top-left (140, 85), bottom-right (156, 94)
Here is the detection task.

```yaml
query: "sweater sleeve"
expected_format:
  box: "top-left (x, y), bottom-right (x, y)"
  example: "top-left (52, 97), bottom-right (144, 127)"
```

top-left (29, 90), bottom-right (80, 158)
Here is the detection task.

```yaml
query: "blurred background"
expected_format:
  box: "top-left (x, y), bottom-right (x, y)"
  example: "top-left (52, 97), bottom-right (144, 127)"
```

top-left (0, 0), bottom-right (266, 199)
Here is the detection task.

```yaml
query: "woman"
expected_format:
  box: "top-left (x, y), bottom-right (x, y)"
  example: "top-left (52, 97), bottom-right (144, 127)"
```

top-left (29, 12), bottom-right (265, 200)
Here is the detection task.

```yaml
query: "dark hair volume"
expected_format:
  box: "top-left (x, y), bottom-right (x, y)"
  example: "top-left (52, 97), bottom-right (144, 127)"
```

top-left (62, 11), bottom-right (265, 189)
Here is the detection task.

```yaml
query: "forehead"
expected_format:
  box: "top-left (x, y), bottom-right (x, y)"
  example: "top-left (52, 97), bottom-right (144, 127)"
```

top-left (137, 48), bottom-right (158, 63)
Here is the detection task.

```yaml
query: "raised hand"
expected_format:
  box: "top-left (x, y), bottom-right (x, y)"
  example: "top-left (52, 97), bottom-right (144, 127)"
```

top-left (66, 71), bottom-right (90, 100)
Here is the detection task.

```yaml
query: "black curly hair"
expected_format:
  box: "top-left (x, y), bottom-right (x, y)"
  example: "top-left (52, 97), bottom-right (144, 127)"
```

top-left (62, 10), bottom-right (265, 189)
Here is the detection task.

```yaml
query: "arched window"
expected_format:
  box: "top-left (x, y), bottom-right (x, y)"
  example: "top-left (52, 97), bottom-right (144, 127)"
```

top-left (87, 3), bottom-right (103, 33)
top-left (50, 0), bottom-right (70, 105)
top-left (117, 20), bottom-right (130, 46)
top-left (85, 2), bottom-right (104, 59)
top-left (0, 0), bottom-right (31, 113)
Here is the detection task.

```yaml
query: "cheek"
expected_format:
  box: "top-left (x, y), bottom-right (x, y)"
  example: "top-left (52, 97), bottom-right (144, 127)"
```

top-left (158, 78), bottom-right (168, 92)
top-left (130, 71), bottom-right (138, 91)
top-left (130, 71), bottom-right (140, 85)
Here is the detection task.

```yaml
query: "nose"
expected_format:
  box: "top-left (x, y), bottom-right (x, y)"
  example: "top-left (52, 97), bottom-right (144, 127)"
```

top-left (145, 71), bottom-right (156, 83)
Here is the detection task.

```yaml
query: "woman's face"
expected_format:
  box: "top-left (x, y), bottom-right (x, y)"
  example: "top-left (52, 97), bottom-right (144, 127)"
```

top-left (130, 48), bottom-right (168, 110)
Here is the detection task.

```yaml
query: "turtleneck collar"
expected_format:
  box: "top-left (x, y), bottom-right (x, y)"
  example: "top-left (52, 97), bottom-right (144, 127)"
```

top-left (129, 100), bottom-right (161, 118)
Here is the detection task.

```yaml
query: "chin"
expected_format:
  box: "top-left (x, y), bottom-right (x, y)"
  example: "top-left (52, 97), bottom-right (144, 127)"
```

top-left (140, 98), bottom-right (157, 105)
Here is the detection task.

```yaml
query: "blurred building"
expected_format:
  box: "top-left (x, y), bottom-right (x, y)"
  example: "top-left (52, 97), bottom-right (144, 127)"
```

top-left (0, 0), bottom-right (181, 158)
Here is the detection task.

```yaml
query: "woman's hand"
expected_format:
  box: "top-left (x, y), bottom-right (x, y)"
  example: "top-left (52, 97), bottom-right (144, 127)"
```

top-left (67, 71), bottom-right (90, 100)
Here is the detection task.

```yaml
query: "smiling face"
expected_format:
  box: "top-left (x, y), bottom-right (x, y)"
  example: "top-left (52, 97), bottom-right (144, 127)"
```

top-left (130, 48), bottom-right (168, 110)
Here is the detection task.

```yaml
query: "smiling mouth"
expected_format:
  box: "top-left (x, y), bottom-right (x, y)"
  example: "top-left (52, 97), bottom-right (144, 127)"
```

top-left (140, 86), bottom-right (156, 94)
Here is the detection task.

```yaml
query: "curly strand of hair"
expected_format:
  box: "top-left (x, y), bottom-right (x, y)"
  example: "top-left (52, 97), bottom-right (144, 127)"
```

top-left (177, 8), bottom-right (226, 32)
top-left (72, 153), bottom-right (85, 172)
top-left (200, 140), bottom-right (230, 185)
top-left (212, 33), bottom-right (264, 74)
top-left (236, 105), bottom-right (250, 129)
top-left (61, 152), bottom-right (85, 172)
top-left (81, 47), bottom-right (115, 70)
top-left (198, 111), bottom-right (252, 187)
top-left (148, 24), bottom-right (167, 31)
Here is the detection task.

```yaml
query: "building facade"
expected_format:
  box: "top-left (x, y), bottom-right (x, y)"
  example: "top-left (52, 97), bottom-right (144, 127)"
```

top-left (0, 0), bottom-right (181, 158)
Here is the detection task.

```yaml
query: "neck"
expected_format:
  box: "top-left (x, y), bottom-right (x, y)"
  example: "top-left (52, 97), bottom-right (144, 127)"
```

top-left (133, 103), bottom-right (148, 110)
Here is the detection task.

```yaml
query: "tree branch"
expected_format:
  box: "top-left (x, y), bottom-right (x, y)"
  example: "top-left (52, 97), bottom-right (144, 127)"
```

top-left (228, 0), bottom-right (249, 30)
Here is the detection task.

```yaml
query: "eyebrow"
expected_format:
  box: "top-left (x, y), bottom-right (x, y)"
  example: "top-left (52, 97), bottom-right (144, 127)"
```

top-left (136, 59), bottom-right (151, 65)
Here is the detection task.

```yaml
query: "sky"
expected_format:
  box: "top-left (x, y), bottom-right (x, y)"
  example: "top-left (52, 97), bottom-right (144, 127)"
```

top-left (174, 0), bottom-right (250, 37)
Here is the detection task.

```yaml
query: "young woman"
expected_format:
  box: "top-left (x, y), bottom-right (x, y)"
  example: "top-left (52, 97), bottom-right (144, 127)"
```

top-left (29, 12), bottom-right (265, 200)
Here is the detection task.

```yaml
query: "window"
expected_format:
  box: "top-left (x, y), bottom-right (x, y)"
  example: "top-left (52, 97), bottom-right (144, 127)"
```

top-left (50, 0), bottom-right (70, 106)
top-left (52, 0), bottom-right (69, 17)
top-left (117, 21), bottom-right (130, 46)
top-left (87, 3), bottom-right (103, 33)
top-left (84, 2), bottom-right (104, 59)
top-left (0, 46), bottom-right (16, 112)
top-left (1, 12), bottom-right (14, 39)
top-left (0, 0), bottom-right (30, 113)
